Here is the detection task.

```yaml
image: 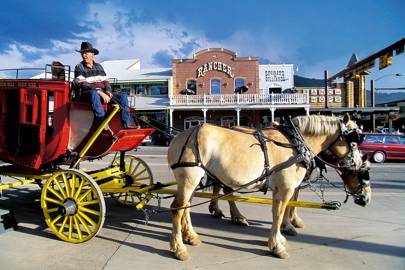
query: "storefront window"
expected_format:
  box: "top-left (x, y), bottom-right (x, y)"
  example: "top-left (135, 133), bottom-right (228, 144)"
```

top-left (187, 80), bottom-right (197, 94)
top-left (234, 78), bottom-right (245, 90)
top-left (221, 116), bottom-right (236, 128)
top-left (110, 82), bottom-right (168, 95)
top-left (151, 86), bottom-right (161, 95)
top-left (184, 117), bottom-right (204, 130)
top-left (211, 79), bottom-right (221, 94)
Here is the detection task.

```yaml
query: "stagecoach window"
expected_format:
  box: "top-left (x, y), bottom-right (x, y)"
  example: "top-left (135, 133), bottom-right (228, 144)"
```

top-left (47, 91), bottom-right (54, 128)
top-left (211, 79), bottom-right (221, 94)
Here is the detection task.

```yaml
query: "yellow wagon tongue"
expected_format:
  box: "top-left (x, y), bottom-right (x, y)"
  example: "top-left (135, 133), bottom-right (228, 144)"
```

top-left (150, 185), bottom-right (340, 210)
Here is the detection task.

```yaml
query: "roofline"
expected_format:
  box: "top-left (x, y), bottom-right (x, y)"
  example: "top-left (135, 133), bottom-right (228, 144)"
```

top-left (328, 38), bottom-right (405, 81)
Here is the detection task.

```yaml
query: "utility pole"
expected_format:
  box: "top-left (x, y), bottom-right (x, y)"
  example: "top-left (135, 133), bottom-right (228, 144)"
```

top-left (324, 70), bottom-right (328, 109)
top-left (370, 79), bottom-right (376, 132)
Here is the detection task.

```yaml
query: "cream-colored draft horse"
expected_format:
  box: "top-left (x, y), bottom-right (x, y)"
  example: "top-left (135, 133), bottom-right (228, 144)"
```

top-left (167, 115), bottom-right (371, 260)
top-left (207, 124), bottom-right (371, 233)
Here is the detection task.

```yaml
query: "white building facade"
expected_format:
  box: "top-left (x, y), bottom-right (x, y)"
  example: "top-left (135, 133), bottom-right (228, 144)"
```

top-left (259, 64), bottom-right (294, 94)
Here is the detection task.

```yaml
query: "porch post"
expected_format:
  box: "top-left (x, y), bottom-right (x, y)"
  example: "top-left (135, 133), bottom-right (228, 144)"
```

top-left (202, 108), bottom-right (207, 123)
top-left (270, 107), bottom-right (276, 123)
top-left (169, 109), bottom-right (174, 129)
top-left (305, 107), bottom-right (310, 116)
top-left (236, 107), bottom-right (241, 126)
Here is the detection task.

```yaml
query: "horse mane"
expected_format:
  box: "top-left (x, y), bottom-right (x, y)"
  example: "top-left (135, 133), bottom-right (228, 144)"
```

top-left (292, 115), bottom-right (341, 136)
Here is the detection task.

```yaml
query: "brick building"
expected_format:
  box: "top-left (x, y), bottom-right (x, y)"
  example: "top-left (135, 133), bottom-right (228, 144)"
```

top-left (170, 48), bottom-right (309, 130)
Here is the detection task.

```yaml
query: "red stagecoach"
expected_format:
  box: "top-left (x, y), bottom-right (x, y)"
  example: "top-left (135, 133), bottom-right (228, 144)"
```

top-left (0, 65), bottom-right (156, 243)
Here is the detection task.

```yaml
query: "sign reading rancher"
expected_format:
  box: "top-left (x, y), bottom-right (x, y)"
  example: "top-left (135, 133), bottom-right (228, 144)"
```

top-left (196, 61), bottom-right (234, 78)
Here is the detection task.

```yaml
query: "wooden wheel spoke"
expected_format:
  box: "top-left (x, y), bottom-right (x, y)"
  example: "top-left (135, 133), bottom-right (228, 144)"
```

top-left (133, 176), bottom-right (151, 182)
top-left (74, 178), bottom-right (85, 199)
top-left (73, 216), bottom-right (83, 240)
top-left (46, 186), bottom-right (65, 201)
top-left (70, 175), bottom-right (76, 199)
top-left (77, 189), bottom-right (93, 202)
top-left (133, 168), bottom-right (147, 178)
top-left (79, 206), bottom-right (101, 216)
top-left (52, 178), bottom-right (67, 198)
top-left (79, 199), bottom-right (100, 207)
top-left (47, 207), bottom-right (59, 214)
top-left (61, 174), bottom-right (70, 197)
top-left (78, 211), bottom-right (97, 227)
top-left (76, 214), bottom-right (92, 235)
top-left (131, 161), bottom-right (141, 176)
top-left (68, 216), bottom-right (73, 240)
top-left (50, 214), bottom-right (63, 225)
top-left (128, 159), bottom-right (134, 173)
top-left (58, 216), bottom-right (69, 233)
top-left (45, 197), bottom-right (64, 206)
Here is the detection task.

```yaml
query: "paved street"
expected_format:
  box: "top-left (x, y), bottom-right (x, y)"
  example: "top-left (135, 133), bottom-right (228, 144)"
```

top-left (0, 146), bottom-right (404, 270)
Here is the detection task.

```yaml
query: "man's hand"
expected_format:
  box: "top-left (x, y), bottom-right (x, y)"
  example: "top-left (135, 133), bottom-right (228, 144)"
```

top-left (98, 91), bottom-right (111, 103)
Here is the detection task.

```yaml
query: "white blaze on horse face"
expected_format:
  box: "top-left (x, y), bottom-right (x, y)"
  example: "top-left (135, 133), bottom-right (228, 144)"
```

top-left (351, 143), bottom-right (363, 170)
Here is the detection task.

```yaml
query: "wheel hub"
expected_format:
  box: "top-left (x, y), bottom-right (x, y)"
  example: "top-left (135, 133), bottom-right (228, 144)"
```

top-left (59, 199), bottom-right (78, 216)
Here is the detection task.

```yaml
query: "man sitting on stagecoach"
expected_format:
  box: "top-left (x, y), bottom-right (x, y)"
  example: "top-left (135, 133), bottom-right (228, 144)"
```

top-left (73, 41), bottom-right (138, 129)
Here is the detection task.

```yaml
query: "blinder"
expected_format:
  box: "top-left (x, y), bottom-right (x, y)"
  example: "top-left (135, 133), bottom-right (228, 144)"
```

top-left (341, 128), bottom-right (362, 144)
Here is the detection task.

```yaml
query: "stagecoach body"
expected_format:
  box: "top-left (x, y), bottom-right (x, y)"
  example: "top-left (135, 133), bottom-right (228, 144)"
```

top-left (0, 79), bottom-right (153, 169)
top-left (0, 73), bottom-right (159, 243)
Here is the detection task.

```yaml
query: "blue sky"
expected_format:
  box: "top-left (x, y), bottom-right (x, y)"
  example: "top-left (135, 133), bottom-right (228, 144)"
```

top-left (0, 0), bottom-right (404, 88)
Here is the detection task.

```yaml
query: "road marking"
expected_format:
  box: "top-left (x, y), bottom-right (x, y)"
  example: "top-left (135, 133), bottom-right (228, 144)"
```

top-left (370, 164), bottom-right (405, 168)
top-left (132, 154), bottom-right (167, 158)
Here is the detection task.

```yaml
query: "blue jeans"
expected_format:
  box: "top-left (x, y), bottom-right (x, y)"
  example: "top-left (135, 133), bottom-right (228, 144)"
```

top-left (84, 90), bottom-right (133, 126)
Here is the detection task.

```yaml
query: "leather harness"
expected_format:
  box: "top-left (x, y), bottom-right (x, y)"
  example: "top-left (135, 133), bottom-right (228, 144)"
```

top-left (170, 119), bottom-right (316, 194)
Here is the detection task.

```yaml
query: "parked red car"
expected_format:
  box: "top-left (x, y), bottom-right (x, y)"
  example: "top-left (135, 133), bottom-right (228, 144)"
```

top-left (359, 133), bottom-right (405, 163)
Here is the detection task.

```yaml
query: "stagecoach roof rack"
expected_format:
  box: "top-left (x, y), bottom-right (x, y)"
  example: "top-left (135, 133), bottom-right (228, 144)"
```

top-left (0, 63), bottom-right (72, 82)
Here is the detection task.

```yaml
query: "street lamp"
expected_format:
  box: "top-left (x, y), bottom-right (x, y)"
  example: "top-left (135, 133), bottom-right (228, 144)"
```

top-left (370, 73), bottom-right (403, 132)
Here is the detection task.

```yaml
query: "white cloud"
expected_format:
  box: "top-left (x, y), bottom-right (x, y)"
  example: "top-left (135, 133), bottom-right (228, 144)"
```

top-left (0, 0), bottom-right (358, 81)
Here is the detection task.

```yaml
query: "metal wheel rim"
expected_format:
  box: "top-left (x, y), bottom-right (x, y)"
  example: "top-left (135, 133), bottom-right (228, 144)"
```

top-left (373, 152), bottom-right (385, 163)
top-left (41, 169), bottom-right (105, 243)
top-left (110, 155), bottom-right (154, 206)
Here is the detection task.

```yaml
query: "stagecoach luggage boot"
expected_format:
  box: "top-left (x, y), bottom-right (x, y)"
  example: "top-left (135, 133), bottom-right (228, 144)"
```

top-left (0, 209), bottom-right (18, 233)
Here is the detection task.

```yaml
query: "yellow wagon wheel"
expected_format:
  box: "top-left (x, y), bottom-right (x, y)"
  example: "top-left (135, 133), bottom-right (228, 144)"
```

top-left (41, 169), bottom-right (105, 243)
top-left (110, 155), bottom-right (154, 206)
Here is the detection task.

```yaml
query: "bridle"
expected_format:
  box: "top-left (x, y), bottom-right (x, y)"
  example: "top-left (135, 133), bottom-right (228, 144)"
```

top-left (316, 122), bottom-right (370, 203)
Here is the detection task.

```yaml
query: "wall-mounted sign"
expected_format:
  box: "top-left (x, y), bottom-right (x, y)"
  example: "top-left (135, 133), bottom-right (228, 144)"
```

top-left (259, 64), bottom-right (294, 93)
top-left (196, 61), bottom-right (234, 78)
top-left (265, 70), bottom-right (287, 82)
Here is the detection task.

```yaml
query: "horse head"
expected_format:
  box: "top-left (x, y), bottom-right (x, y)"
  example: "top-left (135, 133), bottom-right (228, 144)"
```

top-left (322, 113), bottom-right (371, 207)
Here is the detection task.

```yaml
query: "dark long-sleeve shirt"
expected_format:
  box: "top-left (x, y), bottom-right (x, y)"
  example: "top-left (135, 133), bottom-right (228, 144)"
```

top-left (74, 61), bottom-right (112, 95)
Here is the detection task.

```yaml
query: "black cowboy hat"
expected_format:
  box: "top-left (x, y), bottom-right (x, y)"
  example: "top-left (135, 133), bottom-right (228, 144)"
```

top-left (76, 41), bottom-right (99, 55)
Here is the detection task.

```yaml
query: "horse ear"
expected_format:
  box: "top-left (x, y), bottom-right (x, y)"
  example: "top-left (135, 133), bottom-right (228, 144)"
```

top-left (343, 113), bottom-right (351, 124)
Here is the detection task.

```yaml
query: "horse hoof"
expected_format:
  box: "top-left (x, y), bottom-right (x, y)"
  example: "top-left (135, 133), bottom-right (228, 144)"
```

top-left (273, 250), bottom-right (289, 259)
top-left (174, 250), bottom-right (190, 261)
top-left (291, 218), bottom-right (305, 229)
top-left (231, 217), bottom-right (249, 226)
top-left (281, 226), bottom-right (297, 236)
top-left (186, 237), bottom-right (202, 246)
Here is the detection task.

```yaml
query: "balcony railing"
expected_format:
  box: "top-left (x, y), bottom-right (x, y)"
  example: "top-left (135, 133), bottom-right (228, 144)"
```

top-left (170, 93), bottom-right (309, 106)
